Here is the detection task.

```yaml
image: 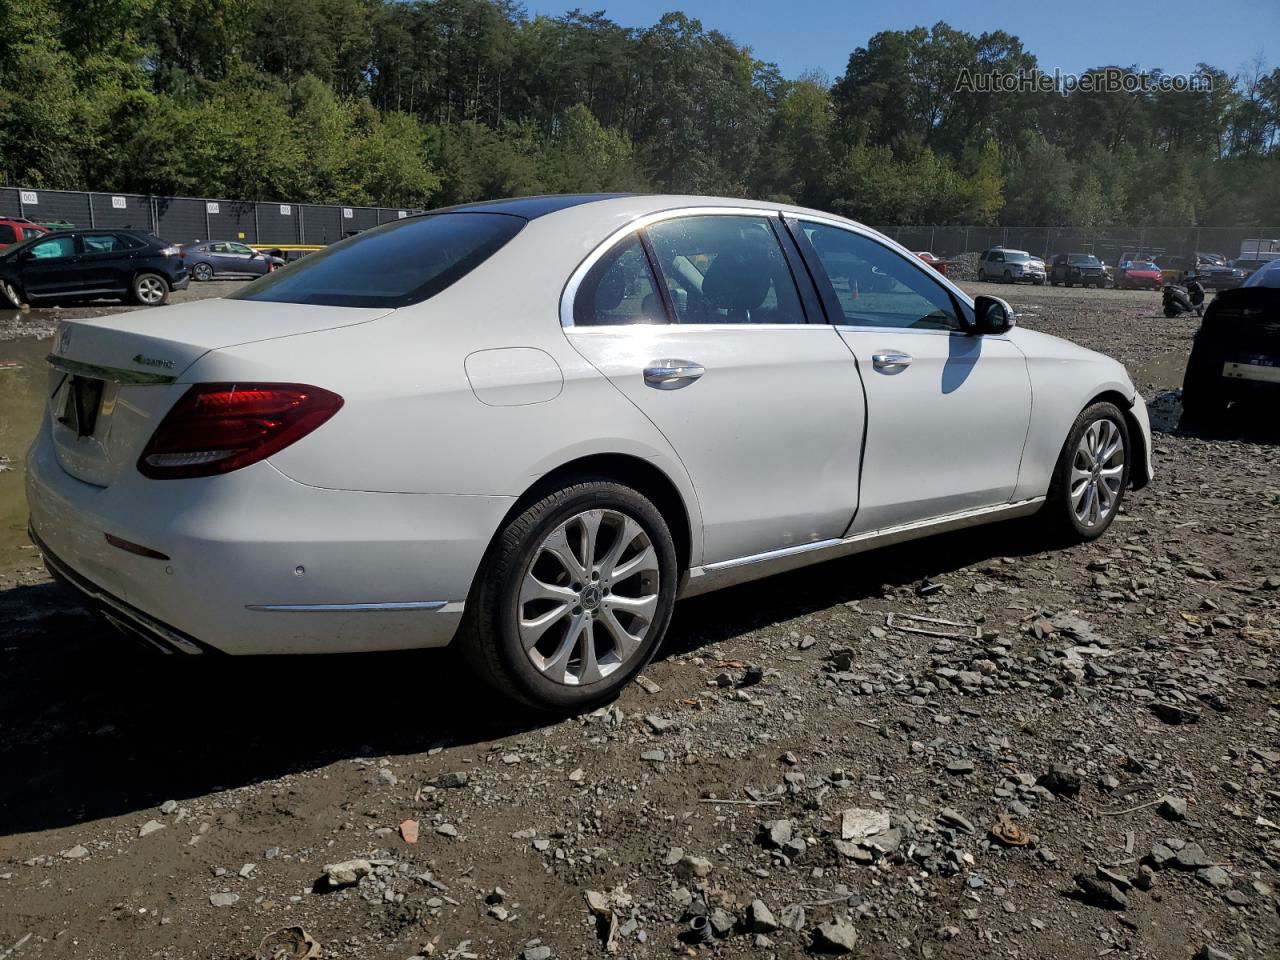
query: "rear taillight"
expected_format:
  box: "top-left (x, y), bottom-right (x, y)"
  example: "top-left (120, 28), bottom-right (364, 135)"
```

top-left (138, 383), bottom-right (343, 479)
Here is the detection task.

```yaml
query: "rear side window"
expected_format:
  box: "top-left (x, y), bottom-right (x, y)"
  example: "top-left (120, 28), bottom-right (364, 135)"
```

top-left (82, 233), bottom-right (129, 253)
top-left (645, 215), bottom-right (806, 324)
top-left (230, 213), bottom-right (524, 308)
top-left (574, 234), bottom-right (666, 326)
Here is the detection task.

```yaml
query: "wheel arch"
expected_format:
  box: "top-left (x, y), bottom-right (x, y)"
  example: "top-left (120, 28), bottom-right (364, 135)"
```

top-left (1085, 388), bottom-right (1151, 491)
top-left (492, 453), bottom-right (696, 575)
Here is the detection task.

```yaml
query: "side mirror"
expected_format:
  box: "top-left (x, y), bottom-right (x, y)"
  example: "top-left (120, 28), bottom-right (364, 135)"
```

top-left (973, 295), bottom-right (1016, 334)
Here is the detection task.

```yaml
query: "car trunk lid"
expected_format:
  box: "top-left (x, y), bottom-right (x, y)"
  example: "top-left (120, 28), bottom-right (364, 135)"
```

top-left (45, 298), bottom-right (390, 487)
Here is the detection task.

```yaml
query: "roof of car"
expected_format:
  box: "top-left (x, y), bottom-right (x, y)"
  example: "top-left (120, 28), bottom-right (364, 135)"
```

top-left (420, 193), bottom-right (877, 229)
top-left (426, 194), bottom-right (636, 219)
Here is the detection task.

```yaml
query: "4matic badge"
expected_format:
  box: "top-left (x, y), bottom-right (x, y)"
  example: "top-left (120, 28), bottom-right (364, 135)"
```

top-left (133, 353), bottom-right (175, 369)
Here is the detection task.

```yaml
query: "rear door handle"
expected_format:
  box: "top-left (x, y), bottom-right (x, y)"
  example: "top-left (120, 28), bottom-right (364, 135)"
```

top-left (871, 352), bottom-right (912, 371)
top-left (644, 359), bottom-right (705, 389)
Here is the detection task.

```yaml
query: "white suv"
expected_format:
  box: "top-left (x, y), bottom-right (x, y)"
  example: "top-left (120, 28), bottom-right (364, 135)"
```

top-left (28, 195), bottom-right (1151, 709)
top-left (978, 247), bottom-right (1047, 285)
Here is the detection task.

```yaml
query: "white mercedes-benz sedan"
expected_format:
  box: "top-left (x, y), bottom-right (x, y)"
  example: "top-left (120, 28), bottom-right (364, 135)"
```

top-left (27, 194), bottom-right (1152, 708)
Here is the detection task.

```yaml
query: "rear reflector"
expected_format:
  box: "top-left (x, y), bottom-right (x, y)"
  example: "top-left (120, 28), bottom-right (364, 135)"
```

top-left (105, 533), bottom-right (170, 560)
top-left (138, 383), bottom-right (343, 479)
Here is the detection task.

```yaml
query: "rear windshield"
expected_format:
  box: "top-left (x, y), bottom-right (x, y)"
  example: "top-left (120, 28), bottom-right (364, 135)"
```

top-left (229, 212), bottom-right (524, 308)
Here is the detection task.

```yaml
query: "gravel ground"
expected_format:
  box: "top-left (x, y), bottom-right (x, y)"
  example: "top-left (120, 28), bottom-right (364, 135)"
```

top-left (0, 283), bottom-right (1277, 960)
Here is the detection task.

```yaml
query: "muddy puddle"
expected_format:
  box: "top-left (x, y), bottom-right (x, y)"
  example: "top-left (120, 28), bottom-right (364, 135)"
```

top-left (0, 334), bottom-right (50, 571)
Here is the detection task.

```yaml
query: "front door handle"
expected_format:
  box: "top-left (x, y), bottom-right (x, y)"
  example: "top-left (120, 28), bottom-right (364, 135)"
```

top-left (871, 352), bottom-right (912, 371)
top-left (644, 359), bottom-right (705, 390)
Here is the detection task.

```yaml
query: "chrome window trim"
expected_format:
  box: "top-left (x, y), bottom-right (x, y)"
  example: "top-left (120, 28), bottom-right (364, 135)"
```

top-left (560, 205), bottom-right (786, 329)
top-left (566, 322), bottom-right (837, 335)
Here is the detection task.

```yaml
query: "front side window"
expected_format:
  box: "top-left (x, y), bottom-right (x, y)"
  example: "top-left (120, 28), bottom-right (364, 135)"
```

top-left (0, 224), bottom-right (15, 244)
top-left (28, 235), bottom-right (76, 260)
top-left (574, 234), bottom-right (665, 326)
top-left (798, 222), bottom-right (962, 331)
top-left (230, 212), bottom-right (524, 308)
top-left (645, 215), bottom-right (806, 325)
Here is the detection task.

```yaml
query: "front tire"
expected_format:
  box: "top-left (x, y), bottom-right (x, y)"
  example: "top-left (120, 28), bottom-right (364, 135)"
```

top-left (131, 272), bottom-right (169, 306)
top-left (1, 279), bottom-right (23, 308)
top-left (462, 479), bottom-right (678, 710)
top-left (978, 269), bottom-right (987, 282)
top-left (1042, 402), bottom-right (1131, 542)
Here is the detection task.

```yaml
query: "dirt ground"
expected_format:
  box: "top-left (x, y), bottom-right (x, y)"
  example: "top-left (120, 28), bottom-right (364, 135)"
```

top-left (0, 281), bottom-right (1276, 960)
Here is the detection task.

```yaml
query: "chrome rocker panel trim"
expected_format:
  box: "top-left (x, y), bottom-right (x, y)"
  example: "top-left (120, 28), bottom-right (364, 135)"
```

top-left (245, 601), bottom-right (451, 612)
top-left (679, 497), bottom-right (1045, 598)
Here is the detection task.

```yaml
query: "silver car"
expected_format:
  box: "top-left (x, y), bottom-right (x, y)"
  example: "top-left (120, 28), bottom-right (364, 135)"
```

top-left (182, 241), bottom-right (285, 281)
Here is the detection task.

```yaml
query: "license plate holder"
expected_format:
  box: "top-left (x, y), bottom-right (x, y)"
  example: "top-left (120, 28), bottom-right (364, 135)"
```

top-left (1222, 357), bottom-right (1280, 384)
top-left (58, 375), bottom-right (105, 437)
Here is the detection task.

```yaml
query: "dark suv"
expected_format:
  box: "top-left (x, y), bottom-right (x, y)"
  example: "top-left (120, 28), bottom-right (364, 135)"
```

top-left (0, 229), bottom-right (188, 307)
top-left (1181, 284), bottom-right (1280, 426)
top-left (1050, 253), bottom-right (1106, 287)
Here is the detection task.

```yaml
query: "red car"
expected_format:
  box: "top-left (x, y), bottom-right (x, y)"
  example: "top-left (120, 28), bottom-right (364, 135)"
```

top-left (914, 251), bottom-right (948, 276)
top-left (1117, 259), bottom-right (1162, 290)
top-left (0, 219), bottom-right (48, 251)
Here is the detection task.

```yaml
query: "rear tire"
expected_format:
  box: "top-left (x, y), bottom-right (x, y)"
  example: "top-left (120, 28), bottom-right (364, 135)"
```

top-left (1042, 402), bottom-right (1131, 543)
top-left (191, 262), bottom-right (213, 282)
top-left (131, 273), bottom-right (169, 306)
top-left (461, 479), bottom-right (678, 711)
top-left (1180, 362), bottom-right (1229, 430)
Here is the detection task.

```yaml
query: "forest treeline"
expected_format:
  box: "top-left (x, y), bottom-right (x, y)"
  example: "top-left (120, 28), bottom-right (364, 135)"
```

top-left (2, 0), bottom-right (1278, 226)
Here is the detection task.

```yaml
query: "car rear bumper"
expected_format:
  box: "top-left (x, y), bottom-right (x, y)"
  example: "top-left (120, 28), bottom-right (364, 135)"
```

top-left (25, 420), bottom-right (514, 654)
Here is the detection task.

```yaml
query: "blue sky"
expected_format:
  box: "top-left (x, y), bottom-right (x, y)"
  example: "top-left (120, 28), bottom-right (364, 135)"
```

top-left (526, 0), bottom-right (1275, 82)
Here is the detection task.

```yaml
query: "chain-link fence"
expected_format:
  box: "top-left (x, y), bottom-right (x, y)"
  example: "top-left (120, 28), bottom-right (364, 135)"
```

top-left (0, 186), bottom-right (422, 247)
top-left (5, 187), bottom-right (1275, 263)
top-left (873, 225), bottom-right (1280, 262)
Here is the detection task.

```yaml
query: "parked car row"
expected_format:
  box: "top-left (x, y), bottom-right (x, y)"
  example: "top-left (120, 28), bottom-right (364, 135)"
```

top-left (974, 244), bottom-right (1275, 292)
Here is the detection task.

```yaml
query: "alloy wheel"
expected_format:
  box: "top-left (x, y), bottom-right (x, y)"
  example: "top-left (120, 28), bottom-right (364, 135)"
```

top-left (136, 276), bottom-right (166, 304)
top-left (517, 508), bottom-right (660, 686)
top-left (1070, 418), bottom-right (1125, 527)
